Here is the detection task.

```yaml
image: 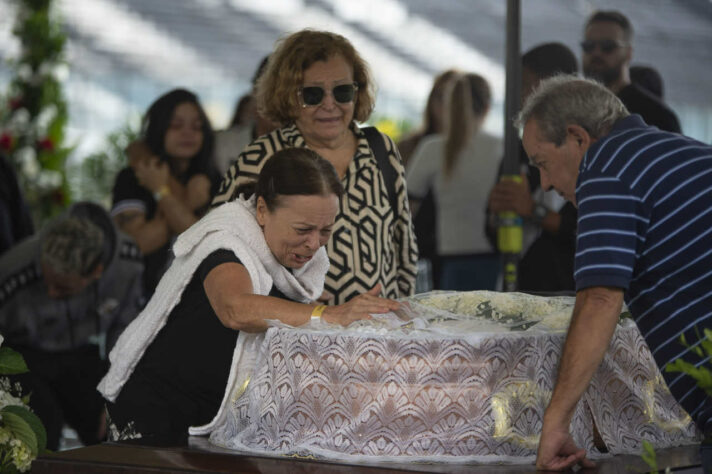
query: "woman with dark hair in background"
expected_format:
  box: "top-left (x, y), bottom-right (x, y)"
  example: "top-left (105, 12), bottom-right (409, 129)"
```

top-left (407, 73), bottom-right (502, 291)
top-left (111, 88), bottom-right (220, 296)
top-left (100, 148), bottom-right (398, 443)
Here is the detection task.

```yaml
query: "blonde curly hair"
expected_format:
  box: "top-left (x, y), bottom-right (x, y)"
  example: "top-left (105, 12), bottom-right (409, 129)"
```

top-left (255, 29), bottom-right (376, 125)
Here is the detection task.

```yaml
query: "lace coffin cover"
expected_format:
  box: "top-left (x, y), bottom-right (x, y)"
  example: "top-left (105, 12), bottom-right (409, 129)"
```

top-left (208, 291), bottom-right (700, 463)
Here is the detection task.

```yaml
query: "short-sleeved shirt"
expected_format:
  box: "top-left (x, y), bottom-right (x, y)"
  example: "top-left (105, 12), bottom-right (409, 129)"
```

top-left (212, 123), bottom-right (418, 304)
top-left (114, 249), bottom-right (290, 434)
top-left (406, 131), bottom-right (503, 256)
top-left (112, 167), bottom-right (171, 296)
top-left (111, 167), bottom-right (220, 296)
top-left (575, 114), bottom-right (712, 424)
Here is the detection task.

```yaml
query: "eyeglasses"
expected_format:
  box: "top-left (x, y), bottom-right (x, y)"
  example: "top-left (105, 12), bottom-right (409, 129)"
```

top-left (299, 83), bottom-right (358, 107)
top-left (581, 39), bottom-right (626, 54)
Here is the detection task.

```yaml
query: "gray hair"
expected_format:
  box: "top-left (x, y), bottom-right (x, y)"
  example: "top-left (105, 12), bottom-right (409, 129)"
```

top-left (514, 74), bottom-right (629, 146)
top-left (41, 217), bottom-right (105, 276)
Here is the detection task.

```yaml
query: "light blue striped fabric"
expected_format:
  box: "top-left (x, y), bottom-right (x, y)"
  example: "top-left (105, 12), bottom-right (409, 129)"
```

top-left (575, 114), bottom-right (712, 427)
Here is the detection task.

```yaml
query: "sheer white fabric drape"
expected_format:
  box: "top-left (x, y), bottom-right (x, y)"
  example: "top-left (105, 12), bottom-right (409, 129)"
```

top-left (209, 291), bottom-right (699, 463)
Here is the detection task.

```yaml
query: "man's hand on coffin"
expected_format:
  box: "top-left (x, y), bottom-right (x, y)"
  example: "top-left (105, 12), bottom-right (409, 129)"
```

top-left (536, 424), bottom-right (594, 471)
top-left (536, 286), bottom-right (623, 471)
top-left (322, 284), bottom-right (400, 326)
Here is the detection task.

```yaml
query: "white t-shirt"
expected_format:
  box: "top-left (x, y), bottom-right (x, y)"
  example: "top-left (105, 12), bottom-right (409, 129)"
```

top-left (406, 131), bottom-right (503, 256)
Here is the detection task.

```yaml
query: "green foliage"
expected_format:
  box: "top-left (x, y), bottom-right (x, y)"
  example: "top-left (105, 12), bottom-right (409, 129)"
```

top-left (0, 349), bottom-right (28, 376)
top-left (641, 440), bottom-right (658, 472)
top-left (0, 406), bottom-right (46, 457)
top-left (0, 341), bottom-right (47, 472)
top-left (370, 116), bottom-right (415, 143)
top-left (68, 123), bottom-right (139, 208)
top-left (665, 328), bottom-right (712, 398)
top-left (1, 0), bottom-right (71, 226)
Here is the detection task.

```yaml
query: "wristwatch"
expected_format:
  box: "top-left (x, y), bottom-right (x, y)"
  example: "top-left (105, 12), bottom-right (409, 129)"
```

top-left (530, 203), bottom-right (548, 225)
top-left (153, 185), bottom-right (171, 202)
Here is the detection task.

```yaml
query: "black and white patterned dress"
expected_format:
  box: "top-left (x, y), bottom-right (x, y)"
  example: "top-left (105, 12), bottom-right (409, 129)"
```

top-left (212, 123), bottom-right (418, 304)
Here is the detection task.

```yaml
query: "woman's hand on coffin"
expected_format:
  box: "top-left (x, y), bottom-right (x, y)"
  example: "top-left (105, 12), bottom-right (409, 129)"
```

top-left (322, 284), bottom-right (400, 326)
top-left (536, 424), bottom-right (595, 471)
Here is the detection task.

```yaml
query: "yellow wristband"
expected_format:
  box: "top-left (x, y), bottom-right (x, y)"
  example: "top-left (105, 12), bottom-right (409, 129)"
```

top-left (311, 305), bottom-right (327, 319)
top-left (153, 184), bottom-right (170, 202)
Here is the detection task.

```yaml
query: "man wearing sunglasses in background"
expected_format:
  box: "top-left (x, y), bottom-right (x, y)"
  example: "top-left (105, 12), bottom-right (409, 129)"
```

top-left (582, 10), bottom-right (681, 133)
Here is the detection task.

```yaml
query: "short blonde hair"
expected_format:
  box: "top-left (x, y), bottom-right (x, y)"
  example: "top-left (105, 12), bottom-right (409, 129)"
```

top-left (255, 29), bottom-right (376, 125)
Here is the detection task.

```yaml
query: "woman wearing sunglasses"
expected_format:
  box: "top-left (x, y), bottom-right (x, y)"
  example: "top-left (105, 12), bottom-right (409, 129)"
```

top-left (213, 29), bottom-right (418, 305)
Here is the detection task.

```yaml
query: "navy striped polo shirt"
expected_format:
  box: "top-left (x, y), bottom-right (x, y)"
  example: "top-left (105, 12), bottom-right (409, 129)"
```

top-left (575, 114), bottom-right (712, 425)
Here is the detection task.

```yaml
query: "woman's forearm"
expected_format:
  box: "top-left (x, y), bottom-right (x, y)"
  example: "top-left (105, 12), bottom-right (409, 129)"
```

top-left (156, 193), bottom-right (199, 234)
top-left (203, 263), bottom-right (313, 331)
top-left (113, 211), bottom-right (171, 254)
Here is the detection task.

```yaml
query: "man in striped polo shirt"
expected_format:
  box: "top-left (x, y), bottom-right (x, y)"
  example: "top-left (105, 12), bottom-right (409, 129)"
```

top-left (516, 75), bottom-right (712, 471)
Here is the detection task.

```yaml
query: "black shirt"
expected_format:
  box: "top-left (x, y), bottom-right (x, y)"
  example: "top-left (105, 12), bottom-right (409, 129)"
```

top-left (112, 167), bottom-right (171, 296)
top-left (113, 249), bottom-right (290, 435)
top-left (111, 166), bottom-right (222, 297)
top-left (617, 83), bottom-right (682, 133)
top-left (0, 154), bottom-right (34, 256)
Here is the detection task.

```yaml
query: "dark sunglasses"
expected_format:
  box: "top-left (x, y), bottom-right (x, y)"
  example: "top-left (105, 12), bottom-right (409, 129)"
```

top-left (299, 83), bottom-right (358, 107)
top-left (581, 39), bottom-right (626, 54)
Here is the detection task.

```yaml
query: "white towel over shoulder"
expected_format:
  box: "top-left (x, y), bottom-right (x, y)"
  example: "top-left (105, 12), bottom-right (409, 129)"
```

top-left (97, 195), bottom-right (329, 434)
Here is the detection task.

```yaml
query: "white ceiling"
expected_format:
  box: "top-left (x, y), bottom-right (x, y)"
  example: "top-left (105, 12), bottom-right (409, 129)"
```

top-left (1, 0), bottom-right (711, 158)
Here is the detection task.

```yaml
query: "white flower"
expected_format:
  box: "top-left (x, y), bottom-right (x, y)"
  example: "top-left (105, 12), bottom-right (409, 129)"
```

top-left (0, 378), bottom-right (25, 412)
top-left (10, 108), bottom-right (31, 128)
top-left (17, 64), bottom-right (32, 81)
top-left (16, 147), bottom-right (39, 179)
top-left (53, 63), bottom-right (69, 81)
top-left (35, 105), bottom-right (57, 131)
top-left (37, 170), bottom-right (63, 189)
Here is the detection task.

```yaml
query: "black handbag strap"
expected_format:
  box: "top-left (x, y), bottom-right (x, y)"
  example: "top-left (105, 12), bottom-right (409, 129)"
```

top-left (362, 126), bottom-right (398, 213)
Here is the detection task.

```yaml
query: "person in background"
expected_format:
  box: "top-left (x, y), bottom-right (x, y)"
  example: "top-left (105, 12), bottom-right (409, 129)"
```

top-left (230, 94), bottom-right (257, 129)
top-left (407, 73), bottom-right (502, 291)
top-left (630, 64), bottom-right (664, 99)
top-left (581, 10), bottom-right (681, 133)
top-left (100, 148), bottom-right (399, 442)
top-left (112, 88), bottom-right (221, 297)
top-left (212, 29), bottom-right (418, 305)
top-left (397, 69), bottom-right (458, 291)
top-left (213, 56), bottom-right (279, 175)
top-left (0, 152), bottom-right (34, 256)
top-left (396, 69), bottom-right (459, 167)
top-left (487, 42), bottom-right (579, 293)
top-left (0, 202), bottom-right (144, 450)
top-left (518, 75), bottom-right (712, 470)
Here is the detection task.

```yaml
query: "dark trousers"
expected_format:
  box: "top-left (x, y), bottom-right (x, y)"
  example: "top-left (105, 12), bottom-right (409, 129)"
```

top-left (11, 345), bottom-right (107, 450)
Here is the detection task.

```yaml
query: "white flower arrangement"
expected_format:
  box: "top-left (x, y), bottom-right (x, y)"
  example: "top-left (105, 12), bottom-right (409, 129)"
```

top-left (0, 335), bottom-right (47, 473)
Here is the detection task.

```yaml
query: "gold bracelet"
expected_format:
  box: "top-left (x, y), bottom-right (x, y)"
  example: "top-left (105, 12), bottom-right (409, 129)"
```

top-left (311, 305), bottom-right (327, 320)
top-left (153, 184), bottom-right (170, 202)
